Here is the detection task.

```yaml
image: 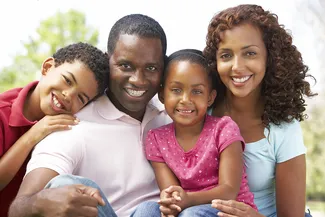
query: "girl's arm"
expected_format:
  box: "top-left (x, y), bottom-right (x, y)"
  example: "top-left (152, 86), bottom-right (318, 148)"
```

top-left (151, 161), bottom-right (180, 190)
top-left (276, 154), bottom-right (306, 217)
top-left (186, 141), bottom-right (243, 206)
top-left (0, 114), bottom-right (77, 190)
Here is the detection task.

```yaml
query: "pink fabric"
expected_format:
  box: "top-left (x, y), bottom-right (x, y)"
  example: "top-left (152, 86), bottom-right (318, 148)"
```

top-left (145, 115), bottom-right (257, 209)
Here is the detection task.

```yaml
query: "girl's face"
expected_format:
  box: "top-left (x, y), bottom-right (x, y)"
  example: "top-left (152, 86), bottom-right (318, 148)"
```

top-left (216, 23), bottom-right (267, 98)
top-left (161, 60), bottom-right (216, 127)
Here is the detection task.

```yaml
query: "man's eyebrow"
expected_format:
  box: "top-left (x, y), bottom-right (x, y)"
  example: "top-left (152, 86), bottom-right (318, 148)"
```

top-left (67, 71), bottom-right (91, 102)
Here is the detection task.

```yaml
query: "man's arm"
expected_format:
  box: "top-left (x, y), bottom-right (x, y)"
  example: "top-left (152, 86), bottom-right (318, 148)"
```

top-left (9, 168), bottom-right (104, 217)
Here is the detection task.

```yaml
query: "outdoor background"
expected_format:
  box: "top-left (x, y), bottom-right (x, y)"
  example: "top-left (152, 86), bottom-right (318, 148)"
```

top-left (0, 0), bottom-right (324, 215)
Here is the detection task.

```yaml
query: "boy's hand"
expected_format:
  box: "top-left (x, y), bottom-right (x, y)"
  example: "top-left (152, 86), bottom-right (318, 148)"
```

top-left (27, 114), bottom-right (79, 145)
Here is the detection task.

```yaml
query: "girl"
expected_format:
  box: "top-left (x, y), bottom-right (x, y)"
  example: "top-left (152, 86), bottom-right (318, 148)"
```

top-left (141, 49), bottom-right (256, 217)
top-left (204, 4), bottom-right (316, 217)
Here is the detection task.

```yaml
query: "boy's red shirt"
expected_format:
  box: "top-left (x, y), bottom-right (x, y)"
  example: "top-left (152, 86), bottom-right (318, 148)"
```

top-left (0, 81), bottom-right (38, 217)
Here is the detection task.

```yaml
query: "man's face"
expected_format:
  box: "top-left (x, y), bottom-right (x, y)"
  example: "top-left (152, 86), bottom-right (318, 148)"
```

top-left (107, 34), bottom-right (164, 120)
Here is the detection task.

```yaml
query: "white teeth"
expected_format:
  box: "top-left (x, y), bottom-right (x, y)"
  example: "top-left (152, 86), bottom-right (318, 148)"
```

top-left (232, 76), bottom-right (251, 83)
top-left (52, 95), bottom-right (62, 108)
top-left (177, 109), bottom-right (193, 113)
top-left (125, 89), bottom-right (146, 97)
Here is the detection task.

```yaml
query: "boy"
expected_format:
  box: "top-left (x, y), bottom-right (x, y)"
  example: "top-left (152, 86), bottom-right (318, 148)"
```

top-left (0, 42), bottom-right (109, 216)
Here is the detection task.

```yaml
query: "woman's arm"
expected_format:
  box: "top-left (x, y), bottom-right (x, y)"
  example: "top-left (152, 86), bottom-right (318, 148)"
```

top-left (187, 141), bottom-right (243, 206)
top-left (276, 154), bottom-right (306, 217)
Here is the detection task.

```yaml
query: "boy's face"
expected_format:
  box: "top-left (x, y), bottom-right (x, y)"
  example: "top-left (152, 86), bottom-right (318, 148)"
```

top-left (107, 34), bottom-right (164, 120)
top-left (38, 58), bottom-right (98, 116)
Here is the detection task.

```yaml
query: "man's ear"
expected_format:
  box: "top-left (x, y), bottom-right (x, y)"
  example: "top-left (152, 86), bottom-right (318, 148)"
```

top-left (208, 89), bottom-right (217, 107)
top-left (158, 84), bottom-right (164, 104)
top-left (41, 57), bottom-right (55, 76)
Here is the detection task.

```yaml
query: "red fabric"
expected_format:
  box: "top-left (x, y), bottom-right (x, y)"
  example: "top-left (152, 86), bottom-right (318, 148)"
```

top-left (0, 81), bottom-right (38, 216)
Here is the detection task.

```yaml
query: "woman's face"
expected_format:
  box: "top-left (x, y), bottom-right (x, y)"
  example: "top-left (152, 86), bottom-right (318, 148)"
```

top-left (216, 23), bottom-right (267, 98)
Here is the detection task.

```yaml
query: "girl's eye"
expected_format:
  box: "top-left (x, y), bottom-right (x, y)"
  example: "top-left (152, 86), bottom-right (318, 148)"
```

top-left (63, 76), bottom-right (72, 85)
top-left (193, 89), bottom-right (203, 94)
top-left (171, 88), bottom-right (181, 93)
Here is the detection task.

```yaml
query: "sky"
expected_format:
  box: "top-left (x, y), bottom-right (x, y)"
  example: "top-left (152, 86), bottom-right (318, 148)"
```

top-left (0, 0), bottom-right (323, 92)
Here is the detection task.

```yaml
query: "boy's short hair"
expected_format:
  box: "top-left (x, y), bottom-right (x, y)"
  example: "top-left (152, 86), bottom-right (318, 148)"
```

top-left (53, 42), bottom-right (109, 97)
top-left (106, 14), bottom-right (167, 57)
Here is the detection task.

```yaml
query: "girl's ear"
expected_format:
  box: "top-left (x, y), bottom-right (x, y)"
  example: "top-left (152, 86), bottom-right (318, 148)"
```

top-left (208, 89), bottom-right (217, 107)
top-left (41, 57), bottom-right (55, 76)
top-left (158, 84), bottom-right (164, 104)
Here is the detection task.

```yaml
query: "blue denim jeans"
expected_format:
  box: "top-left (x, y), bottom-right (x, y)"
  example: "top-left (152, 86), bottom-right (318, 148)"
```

top-left (131, 201), bottom-right (219, 217)
top-left (45, 174), bottom-right (117, 217)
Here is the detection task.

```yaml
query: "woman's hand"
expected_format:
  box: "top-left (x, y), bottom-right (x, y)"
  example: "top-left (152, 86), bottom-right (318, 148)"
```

top-left (212, 199), bottom-right (265, 217)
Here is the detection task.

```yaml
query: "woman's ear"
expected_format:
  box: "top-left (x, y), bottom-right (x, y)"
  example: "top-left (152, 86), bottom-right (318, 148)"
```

top-left (208, 89), bottom-right (217, 107)
top-left (41, 57), bottom-right (55, 76)
top-left (158, 84), bottom-right (164, 104)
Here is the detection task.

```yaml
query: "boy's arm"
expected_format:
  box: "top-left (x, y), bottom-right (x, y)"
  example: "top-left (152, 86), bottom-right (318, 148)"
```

top-left (0, 114), bottom-right (77, 190)
top-left (9, 168), bottom-right (103, 217)
top-left (187, 141), bottom-right (243, 206)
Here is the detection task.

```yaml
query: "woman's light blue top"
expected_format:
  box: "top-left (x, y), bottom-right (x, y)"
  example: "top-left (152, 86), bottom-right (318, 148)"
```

top-left (244, 119), bottom-right (306, 217)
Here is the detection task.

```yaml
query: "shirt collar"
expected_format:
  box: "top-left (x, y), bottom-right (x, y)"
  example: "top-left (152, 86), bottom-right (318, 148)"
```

top-left (9, 81), bottom-right (39, 127)
top-left (95, 94), bottom-right (165, 121)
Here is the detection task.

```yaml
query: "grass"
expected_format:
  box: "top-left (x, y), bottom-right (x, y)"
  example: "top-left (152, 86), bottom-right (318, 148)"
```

top-left (307, 201), bottom-right (325, 212)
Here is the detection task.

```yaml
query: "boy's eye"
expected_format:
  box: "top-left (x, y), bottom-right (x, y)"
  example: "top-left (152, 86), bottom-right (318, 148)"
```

top-left (63, 75), bottom-right (72, 86)
top-left (147, 66), bottom-right (157, 71)
top-left (78, 95), bottom-right (85, 104)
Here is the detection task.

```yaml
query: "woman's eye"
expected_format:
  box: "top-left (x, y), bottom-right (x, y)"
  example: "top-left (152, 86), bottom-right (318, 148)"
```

top-left (220, 53), bottom-right (231, 59)
top-left (246, 51), bottom-right (257, 56)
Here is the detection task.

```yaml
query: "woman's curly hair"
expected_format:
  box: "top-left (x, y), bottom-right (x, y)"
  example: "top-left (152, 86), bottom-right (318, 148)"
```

top-left (203, 4), bottom-right (317, 126)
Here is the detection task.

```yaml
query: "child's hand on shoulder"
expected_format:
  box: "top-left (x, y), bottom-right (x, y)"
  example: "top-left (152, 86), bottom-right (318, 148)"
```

top-left (27, 114), bottom-right (79, 145)
top-left (159, 185), bottom-right (191, 216)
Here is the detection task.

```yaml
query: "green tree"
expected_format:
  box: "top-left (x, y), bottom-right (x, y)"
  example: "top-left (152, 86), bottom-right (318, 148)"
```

top-left (0, 9), bottom-right (99, 93)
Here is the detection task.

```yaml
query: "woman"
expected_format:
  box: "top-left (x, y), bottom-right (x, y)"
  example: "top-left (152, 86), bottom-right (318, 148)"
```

top-left (204, 4), bottom-right (316, 217)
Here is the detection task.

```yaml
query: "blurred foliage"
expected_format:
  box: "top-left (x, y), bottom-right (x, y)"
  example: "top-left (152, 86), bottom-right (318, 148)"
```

top-left (303, 92), bottom-right (325, 200)
top-left (0, 9), bottom-right (99, 93)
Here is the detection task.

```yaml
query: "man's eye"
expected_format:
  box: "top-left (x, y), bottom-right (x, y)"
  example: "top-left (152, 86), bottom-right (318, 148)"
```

top-left (120, 64), bottom-right (131, 69)
top-left (147, 66), bottom-right (157, 71)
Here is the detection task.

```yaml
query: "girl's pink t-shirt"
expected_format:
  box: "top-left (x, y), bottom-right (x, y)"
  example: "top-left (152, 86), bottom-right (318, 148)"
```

top-left (145, 115), bottom-right (257, 209)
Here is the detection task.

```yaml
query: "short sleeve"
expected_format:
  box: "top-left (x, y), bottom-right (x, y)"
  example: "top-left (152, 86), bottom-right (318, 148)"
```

top-left (0, 121), bottom-right (4, 157)
top-left (26, 127), bottom-right (84, 176)
top-left (274, 119), bottom-right (306, 163)
top-left (216, 116), bottom-right (245, 153)
top-left (145, 130), bottom-right (165, 162)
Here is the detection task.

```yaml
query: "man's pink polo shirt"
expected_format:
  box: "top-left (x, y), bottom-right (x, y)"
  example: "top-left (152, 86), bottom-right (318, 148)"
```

top-left (27, 95), bottom-right (172, 217)
top-left (0, 81), bottom-right (38, 217)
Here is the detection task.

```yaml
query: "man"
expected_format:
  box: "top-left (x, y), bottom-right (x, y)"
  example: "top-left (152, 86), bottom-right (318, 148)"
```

top-left (9, 14), bottom-right (170, 217)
